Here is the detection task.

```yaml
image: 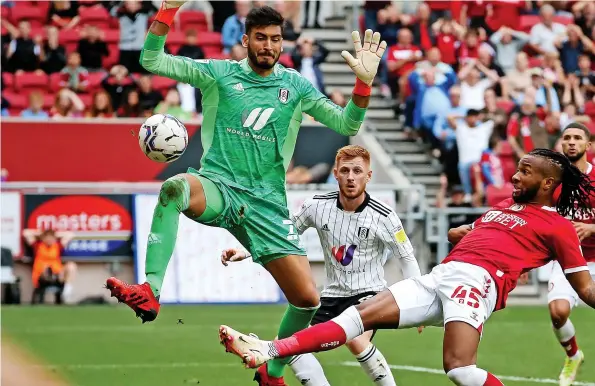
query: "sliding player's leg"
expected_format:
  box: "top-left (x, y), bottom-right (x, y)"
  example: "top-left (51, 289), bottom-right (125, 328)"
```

top-left (346, 332), bottom-right (396, 386)
top-left (220, 273), bottom-right (442, 367)
top-left (547, 262), bottom-right (585, 385)
top-left (106, 171), bottom-right (226, 322)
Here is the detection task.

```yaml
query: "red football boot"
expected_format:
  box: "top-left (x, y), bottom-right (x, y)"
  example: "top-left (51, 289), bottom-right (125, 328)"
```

top-left (253, 364), bottom-right (287, 386)
top-left (105, 277), bottom-right (160, 323)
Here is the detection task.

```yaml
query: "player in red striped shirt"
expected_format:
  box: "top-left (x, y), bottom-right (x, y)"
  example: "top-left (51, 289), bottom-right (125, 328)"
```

top-left (547, 123), bottom-right (595, 386)
top-left (219, 148), bottom-right (595, 386)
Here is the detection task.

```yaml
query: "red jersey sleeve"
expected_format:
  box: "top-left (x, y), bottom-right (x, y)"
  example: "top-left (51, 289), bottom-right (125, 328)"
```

top-left (550, 219), bottom-right (589, 274)
top-left (386, 46), bottom-right (397, 63)
top-left (507, 116), bottom-right (519, 137)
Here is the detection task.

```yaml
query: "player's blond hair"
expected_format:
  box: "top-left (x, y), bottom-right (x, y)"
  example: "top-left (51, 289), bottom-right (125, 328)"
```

top-left (335, 145), bottom-right (371, 166)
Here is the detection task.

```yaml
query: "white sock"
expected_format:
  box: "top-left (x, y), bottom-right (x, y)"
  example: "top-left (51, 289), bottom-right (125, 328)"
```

top-left (446, 365), bottom-right (488, 386)
top-left (332, 306), bottom-right (365, 341)
top-left (553, 319), bottom-right (575, 342)
top-left (356, 344), bottom-right (397, 385)
top-left (288, 354), bottom-right (330, 386)
top-left (62, 283), bottom-right (73, 304)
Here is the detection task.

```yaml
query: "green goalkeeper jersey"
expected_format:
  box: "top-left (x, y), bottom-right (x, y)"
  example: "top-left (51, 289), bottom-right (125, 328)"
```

top-left (141, 33), bottom-right (367, 191)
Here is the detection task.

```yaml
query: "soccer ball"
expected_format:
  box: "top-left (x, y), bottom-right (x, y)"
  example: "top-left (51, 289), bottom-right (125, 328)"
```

top-left (139, 114), bottom-right (188, 163)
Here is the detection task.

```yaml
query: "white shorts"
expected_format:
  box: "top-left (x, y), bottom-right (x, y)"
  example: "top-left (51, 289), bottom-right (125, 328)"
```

top-left (388, 261), bottom-right (497, 332)
top-left (547, 261), bottom-right (595, 307)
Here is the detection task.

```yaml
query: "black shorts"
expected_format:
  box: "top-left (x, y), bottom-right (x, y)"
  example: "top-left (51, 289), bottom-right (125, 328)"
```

top-left (312, 291), bottom-right (378, 339)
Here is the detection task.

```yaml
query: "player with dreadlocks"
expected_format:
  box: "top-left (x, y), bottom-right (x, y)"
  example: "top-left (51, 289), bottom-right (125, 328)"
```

top-left (219, 148), bottom-right (595, 386)
top-left (543, 123), bottom-right (595, 386)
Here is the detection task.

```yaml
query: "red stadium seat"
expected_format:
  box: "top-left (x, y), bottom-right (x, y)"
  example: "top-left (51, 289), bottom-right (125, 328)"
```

top-left (152, 76), bottom-right (177, 93)
top-left (2, 73), bottom-right (14, 91)
top-left (27, 1), bottom-right (50, 16)
top-left (586, 121), bottom-right (595, 134)
top-left (103, 44), bottom-right (120, 69)
top-left (59, 28), bottom-right (81, 53)
top-left (49, 73), bottom-right (64, 92)
top-left (78, 93), bottom-right (93, 108)
top-left (553, 16), bottom-right (573, 25)
top-left (165, 30), bottom-right (186, 55)
top-left (208, 52), bottom-right (230, 60)
top-left (585, 101), bottom-right (595, 119)
top-left (486, 183), bottom-right (514, 207)
top-left (519, 15), bottom-right (540, 33)
top-left (196, 31), bottom-right (222, 50)
top-left (86, 72), bottom-right (105, 91)
top-left (528, 56), bottom-right (543, 68)
top-left (79, 5), bottom-right (111, 29)
top-left (102, 30), bottom-right (120, 44)
top-left (179, 10), bottom-right (208, 32)
top-left (3, 91), bottom-right (28, 110)
top-left (43, 94), bottom-right (55, 109)
top-left (14, 72), bottom-right (48, 92)
top-left (10, 5), bottom-right (46, 28)
top-left (278, 53), bottom-right (294, 68)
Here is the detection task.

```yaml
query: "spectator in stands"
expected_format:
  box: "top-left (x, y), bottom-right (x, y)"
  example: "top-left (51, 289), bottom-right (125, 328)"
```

top-left (387, 28), bottom-right (422, 103)
top-left (528, 67), bottom-right (561, 113)
top-left (40, 26), bottom-right (66, 74)
top-left (433, 85), bottom-right (465, 182)
top-left (411, 3), bottom-right (434, 53)
top-left (559, 99), bottom-right (590, 128)
top-left (20, 91), bottom-right (49, 120)
top-left (273, 0), bottom-right (300, 43)
top-left (60, 52), bottom-right (88, 92)
top-left (542, 51), bottom-right (566, 88)
top-left (6, 21), bottom-right (41, 73)
top-left (573, 1), bottom-right (595, 36)
top-left (507, 89), bottom-right (549, 159)
top-left (502, 52), bottom-right (532, 101)
top-left (558, 24), bottom-right (595, 74)
top-left (47, 0), bottom-right (80, 30)
top-left (112, 0), bottom-right (156, 74)
top-left (50, 88), bottom-right (85, 118)
top-left (77, 24), bottom-right (109, 72)
top-left (177, 29), bottom-right (205, 59)
top-left (137, 74), bottom-right (163, 114)
top-left (415, 48), bottom-right (455, 80)
top-left (529, 4), bottom-right (567, 55)
top-left (489, 26), bottom-right (530, 74)
top-left (178, 0), bottom-right (214, 32)
top-left (117, 88), bottom-right (141, 117)
top-left (563, 73), bottom-right (586, 110)
top-left (431, 17), bottom-right (465, 68)
top-left (230, 43), bottom-right (247, 61)
top-left (23, 228), bottom-right (76, 305)
top-left (303, 0), bottom-right (322, 29)
top-left (86, 90), bottom-right (114, 118)
top-left (376, 4), bottom-right (410, 48)
top-left (154, 88), bottom-right (191, 121)
top-left (482, 88), bottom-right (507, 138)
top-left (221, 0), bottom-right (250, 54)
top-left (436, 177), bottom-right (482, 234)
top-left (459, 59), bottom-right (499, 110)
top-left (102, 64), bottom-right (134, 110)
top-left (363, 1), bottom-right (390, 32)
top-left (576, 54), bottom-right (595, 99)
top-left (479, 135), bottom-right (505, 189)
top-left (291, 36), bottom-right (329, 94)
top-left (453, 109), bottom-right (494, 195)
top-left (286, 160), bottom-right (330, 184)
top-left (456, 28), bottom-right (487, 67)
top-left (329, 89), bottom-right (346, 107)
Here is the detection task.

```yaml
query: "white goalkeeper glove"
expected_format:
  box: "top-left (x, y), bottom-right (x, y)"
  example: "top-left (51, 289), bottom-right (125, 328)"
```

top-left (162, 0), bottom-right (186, 9)
top-left (341, 29), bottom-right (387, 86)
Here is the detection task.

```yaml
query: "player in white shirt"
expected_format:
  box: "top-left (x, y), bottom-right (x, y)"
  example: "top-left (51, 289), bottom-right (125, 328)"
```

top-left (221, 145), bottom-right (421, 386)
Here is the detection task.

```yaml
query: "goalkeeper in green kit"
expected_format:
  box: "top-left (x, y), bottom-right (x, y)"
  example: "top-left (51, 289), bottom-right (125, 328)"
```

top-left (106, 1), bottom-right (386, 384)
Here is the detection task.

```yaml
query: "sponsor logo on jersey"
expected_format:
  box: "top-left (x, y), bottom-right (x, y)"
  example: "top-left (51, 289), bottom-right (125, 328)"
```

top-left (233, 83), bottom-right (244, 92)
top-left (278, 88), bottom-right (290, 104)
top-left (481, 210), bottom-right (527, 229)
top-left (321, 224), bottom-right (330, 231)
top-left (509, 204), bottom-right (525, 211)
top-left (357, 226), bottom-right (369, 240)
top-left (332, 244), bottom-right (357, 266)
top-left (243, 107), bottom-right (275, 131)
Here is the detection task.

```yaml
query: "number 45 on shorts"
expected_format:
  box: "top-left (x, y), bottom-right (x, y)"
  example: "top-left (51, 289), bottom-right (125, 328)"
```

top-left (450, 285), bottom-right (483, 308)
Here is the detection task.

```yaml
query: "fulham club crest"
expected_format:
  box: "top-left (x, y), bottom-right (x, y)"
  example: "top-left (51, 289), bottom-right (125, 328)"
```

top-left (358, 226), bottom-right (370, 240)
top-left (278, 88), bottom-right (290, 104)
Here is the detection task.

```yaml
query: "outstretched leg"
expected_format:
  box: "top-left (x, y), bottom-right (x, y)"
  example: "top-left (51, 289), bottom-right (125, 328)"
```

top-left (107, 173), bottom-right (222, 322)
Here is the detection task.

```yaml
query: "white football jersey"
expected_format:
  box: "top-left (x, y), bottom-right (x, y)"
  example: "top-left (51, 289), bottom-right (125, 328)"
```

top-left (292, 191), bottom-right (419, 297)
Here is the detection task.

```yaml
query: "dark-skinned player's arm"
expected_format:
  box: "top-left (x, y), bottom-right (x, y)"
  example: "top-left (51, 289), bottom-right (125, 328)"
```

top-left (139, 1), bottom-right (218, 90)
top-left (301, 29), bottom-right (386, 136)
top-left (447, 224), bottom-right (473, 245)
top-left (552, 219), bottom-right (595, 308)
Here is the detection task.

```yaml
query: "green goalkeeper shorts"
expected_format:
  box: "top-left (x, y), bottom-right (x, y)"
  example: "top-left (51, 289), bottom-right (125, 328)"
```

top-left (186, 168), bottom-right (306, 266)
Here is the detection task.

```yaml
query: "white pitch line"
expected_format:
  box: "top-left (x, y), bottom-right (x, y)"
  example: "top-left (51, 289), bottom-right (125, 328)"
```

top-left (342, 361), bottom-right (595, 386)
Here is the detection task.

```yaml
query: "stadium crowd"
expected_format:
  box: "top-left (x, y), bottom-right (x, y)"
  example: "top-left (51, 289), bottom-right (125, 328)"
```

top-left (0, 0), bottom-right (337, 119)
top-left (361, 0), bottom-right (595, 210)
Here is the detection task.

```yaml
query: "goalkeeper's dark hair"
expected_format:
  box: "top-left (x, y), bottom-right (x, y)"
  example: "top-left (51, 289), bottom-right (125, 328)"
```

top-left (245, 6), bottom-right (285, 35)
top-left (528, 148), bottom-right (595, 217)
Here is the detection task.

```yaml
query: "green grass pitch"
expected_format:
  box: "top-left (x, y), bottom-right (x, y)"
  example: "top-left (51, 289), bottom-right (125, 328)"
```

top-left (2, 304), bottom-right (594, 386)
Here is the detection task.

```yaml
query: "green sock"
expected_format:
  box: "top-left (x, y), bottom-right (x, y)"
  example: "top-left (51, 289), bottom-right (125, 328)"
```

top-left (267, 303), bottom-right (319, 378)
top-left (145, 176), bottom-right (190, 297)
